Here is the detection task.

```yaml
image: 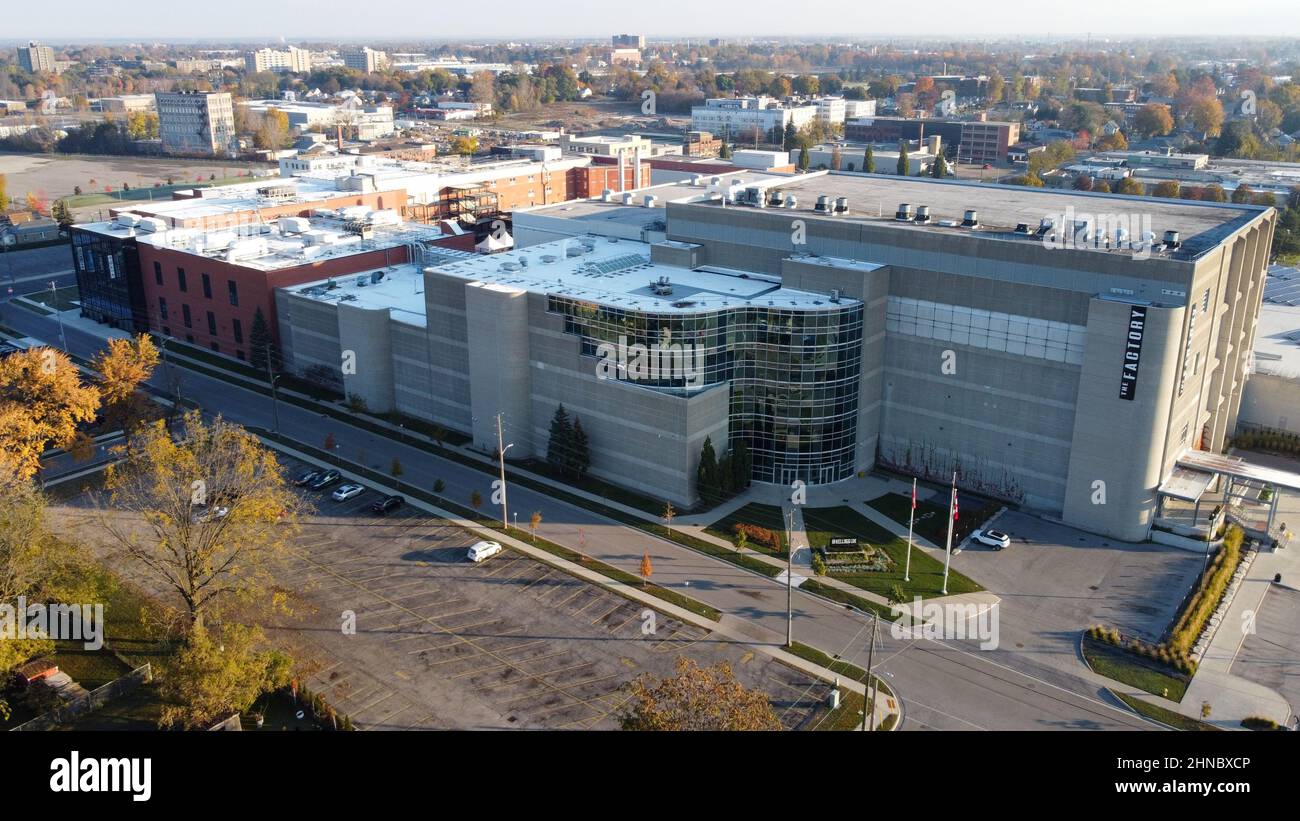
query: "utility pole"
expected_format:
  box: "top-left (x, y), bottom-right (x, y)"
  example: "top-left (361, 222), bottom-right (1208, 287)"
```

top-left (942, 471), bottom-right (956, 595)
top-left (265, 347), bottom-right (280, 434)
top-left (786, 507), bottom-right (794, 648)
top-left (496, 413), bottom-right (510, 530)
top-left (862, 611), bottom-right (878, 731)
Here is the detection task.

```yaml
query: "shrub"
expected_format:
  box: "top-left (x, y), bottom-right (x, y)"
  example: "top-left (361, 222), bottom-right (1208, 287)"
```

top-left (731, 522), bottom-right (782, 552)
top-left (811, 551), bottom-right (827, 576)
top-left (1242, 715), bottom-right (1280, 730)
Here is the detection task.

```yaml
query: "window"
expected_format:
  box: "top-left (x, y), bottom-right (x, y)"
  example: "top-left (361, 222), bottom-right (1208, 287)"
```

top-left (153, 261), bottom-right (163, 286)
top-left (232, 318), bottom-right (243, 344)
top-left (177, 267), bottom-right (188, 292)
top-left (1202, 288), bottom-right (1211, 313)
top-left (206, 311), bottom-right (217, 336)
top-left (158, 297), bottom-right (168, 320)
top-left (182, 304), bottom-right (192, 328)
top-left (228, 280), bottom-right (239, 307)
top-left (202, 273), bottom-right (212, 299)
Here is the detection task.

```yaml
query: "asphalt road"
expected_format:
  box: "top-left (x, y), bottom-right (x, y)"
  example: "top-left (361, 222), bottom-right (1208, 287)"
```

top-left (3, 302), bottom-right (1154, 731)
top-left (0, 243), bottom-right (77, 299)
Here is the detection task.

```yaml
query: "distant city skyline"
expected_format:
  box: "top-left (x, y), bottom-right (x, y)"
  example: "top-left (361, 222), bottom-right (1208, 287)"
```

top-left (9, 0), bottom-right (1300, 42)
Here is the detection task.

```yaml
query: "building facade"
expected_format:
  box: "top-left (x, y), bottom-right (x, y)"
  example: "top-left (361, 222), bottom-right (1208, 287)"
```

top-left (155, 91), bottom-right (236, 156)
top-left (17, 42), bottom-right (55, 74)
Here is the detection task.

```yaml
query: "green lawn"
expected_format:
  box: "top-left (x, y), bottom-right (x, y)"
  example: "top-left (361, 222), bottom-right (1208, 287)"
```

top-left (59, 683), bottom-right (166, 730)
top-left (1082, 635), bottom-right (1190, 702)
top-left (704, 503), bottom-right (788, 556)
top-left (62, 176), bottom-right (258, 209)
top-left (1113, 692), bottom-right (1219, 731)
top-left (22, 285), bottom-right (80, 312)
top-left (866, 491), bottom-right (1000, 548)
top-left (800, 506), bottom-right (984, 599)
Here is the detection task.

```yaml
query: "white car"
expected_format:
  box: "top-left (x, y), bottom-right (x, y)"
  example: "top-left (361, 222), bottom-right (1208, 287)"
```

top-left (195, 505), bottom-right (229, 523)
top-left (331, 483), bottom-right (365, 502)
top-left (972, 529), bottom-right (1011, 550)
top-left (467, 540), bottom-right (503, 563)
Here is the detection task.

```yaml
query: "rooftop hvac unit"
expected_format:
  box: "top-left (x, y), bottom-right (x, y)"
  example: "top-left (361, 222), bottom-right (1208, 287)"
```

top-left (767, 190), bottom-right (784, 207)
top-left (643, 195), bottom-right (657, 208)
top-left (914, 205), bottom-right (931, 224)
top-left (785, 195), bottom-right (798, 209)
top-left (961, 209), bottom-right (979, 228)
top-left (601, 188), bottom-right (614, 202)
top-left (1163, 230), bottom-right (1181, 249)
top-left (830, 289), bottom-right (841, 303)
top-left (114, 213), bottom-right (141, 228)
top-left (621, 192), bottom-right (635, 205)
top-left (540, 254), bottom-right (558, 264)
top-left (895, 203), bottom-right (914, 221)
top-left (1036, 217), bottom-right (1055, 237)
top-left (833, 197), bottom-right (850, 214)
top-left (371, 270), bottom-right (384, 283)
top-left (710, 177), bottom-right (722, 187)
top-left (1066, 218), bottom-right (1093, 244)
top-left (1115, 226), bottom-right (1129, 247)
top-left (814, 195), bottom-right (833, 213)
top-left (278, 216), bottom-right (310, 234)
top-left (137, 217), bottom-right (167, 234)
top-left (650, 276), bottom-right (673, 296)
top-left (1014, 223), bottom-right (1032, 234)
top-left (356, 275), bottom-right (368, 287)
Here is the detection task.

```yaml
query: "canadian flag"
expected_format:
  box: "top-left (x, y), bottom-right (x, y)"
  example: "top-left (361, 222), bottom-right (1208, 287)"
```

top-left (952, 488), bottom-right (959, 522)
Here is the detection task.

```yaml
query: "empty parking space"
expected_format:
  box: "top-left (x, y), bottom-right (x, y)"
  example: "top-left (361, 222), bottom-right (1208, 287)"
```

top-left (268, 457), bottom-right (835, 730)
top-left (1233, 585), bottom-right (1300, 722)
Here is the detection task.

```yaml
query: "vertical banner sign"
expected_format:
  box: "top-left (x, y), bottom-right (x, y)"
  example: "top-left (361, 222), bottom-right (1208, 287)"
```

top-left (1118, 306), bottom-right (1148, 400)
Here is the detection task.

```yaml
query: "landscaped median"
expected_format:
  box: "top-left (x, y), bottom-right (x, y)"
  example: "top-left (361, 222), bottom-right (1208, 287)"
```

top-left (706, 501), bottom-right (984, 604)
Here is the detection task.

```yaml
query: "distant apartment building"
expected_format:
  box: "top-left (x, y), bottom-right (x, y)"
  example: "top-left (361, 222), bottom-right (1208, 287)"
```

top-left (845, 116), bottom-right (1020, 164)
top-left (156, 91), bottom-right (236, 157)
top-left (612, 34), bottom-right (645, 48)
top-left (844, 99), bottom-right (877, 119)
top-left (815, 97), bottom-right (846, 125)
top-left (245, 47), bottom-right (313, 73)
top-left (684, 131), bottom-right (723, 157)
top-left (559, 133), bottom-right (653, 157)
top-left (691, 97), bottom-right (818, 141)
top-left (342, 47), bottom-right (388, 74)
top-left (609, 48), bottom-right (642, 66)
top-left (171, 58), bottom-right (225, 73)
top-left (17, 42), bottom-right (55, 74)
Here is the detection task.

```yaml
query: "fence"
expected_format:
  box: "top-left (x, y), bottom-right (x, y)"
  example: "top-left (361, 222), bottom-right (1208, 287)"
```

top-left (9, 663), bottom-right (153, 732)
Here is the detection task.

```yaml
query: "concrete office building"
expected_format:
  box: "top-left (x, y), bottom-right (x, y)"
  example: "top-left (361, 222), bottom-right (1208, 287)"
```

top-left (156, 91), bottom-right (236, 156)
top-left (846, 116), bottom-right (1020, 165)
top-left (276, 171), bottom-right (1276, 540)
top-left (691, 97), bottom-right (818, 140)
top-left (17, 42), bottom-right (55, 74)
top-left (277, 232), bottom-right (859, 505)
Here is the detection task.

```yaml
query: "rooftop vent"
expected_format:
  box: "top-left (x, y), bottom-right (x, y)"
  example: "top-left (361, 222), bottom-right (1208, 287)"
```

top-left (601, 188), bottom-right (614, 202)
top-left (650, 275), bottom-right (673, 296)
top-left (815, 195), bottom-right (833, 214)
top-left (621, 193), bottom-right (635, 205)
top-left (785, 195), bottom-right (798, 209)
top-left (895, 203), bottom-right (914, 221)
top-left (643, 195), bottom-right (657, 208)
top-left (914, 205), bottom-right (932, 224)
top-left (1163, 229), bottom-right (1181, 249)
top-left (768, 190), bottom-right (785, 207)
top-left (961, 209), bottom-right (979, 228)
top-left (833, 196), bottom-right (850, 215)
top-left (830, 289), bottom-right (841, 303)
top-left (1036, 217), bottom-right (1055, 237)
top-left (1014, 222), bottom-right (1032, 234)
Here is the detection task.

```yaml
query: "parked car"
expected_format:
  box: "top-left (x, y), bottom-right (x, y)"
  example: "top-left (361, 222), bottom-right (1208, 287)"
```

top-left (972, 529), bottom-right (1011, 550)
top-left (292, 469), bottom-right (320, 487)
top-left (467, 540), bottom-right (503, 563)
top-left (193, 505), bottom-right (229, 523)
top-left (308, 470), bottom-right (341, 491)
top-left (331, 483), bottom-right (365, 502)
top-left (371, 494), bottom-right (405, 515)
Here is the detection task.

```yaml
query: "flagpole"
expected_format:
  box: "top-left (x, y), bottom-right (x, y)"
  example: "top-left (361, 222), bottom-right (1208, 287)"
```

top-left (942, 471), bottom-right (955, 595)
top-left (904, 478), bottom-right (915, 582)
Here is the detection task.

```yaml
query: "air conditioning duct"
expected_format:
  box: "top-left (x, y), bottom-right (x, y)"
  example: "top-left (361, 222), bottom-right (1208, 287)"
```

top-left (915, 205), bottom-right (932, 224)
top-left (895, 203), bottom-right (914, 221)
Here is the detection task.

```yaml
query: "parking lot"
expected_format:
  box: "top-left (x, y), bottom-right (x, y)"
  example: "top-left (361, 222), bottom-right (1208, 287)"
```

top-left (1233, 585), bottom-right (1300, 722)
top-left (258, 457), bottom-right (840, 730)
top-left (947, 510), bottom-right (1205, 679)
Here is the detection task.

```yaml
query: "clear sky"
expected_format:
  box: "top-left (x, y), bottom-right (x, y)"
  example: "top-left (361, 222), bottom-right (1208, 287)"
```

top-left (8, 0), bottom-right (1300, 41)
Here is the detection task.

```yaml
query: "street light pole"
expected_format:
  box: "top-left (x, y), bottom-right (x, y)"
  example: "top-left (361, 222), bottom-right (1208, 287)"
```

top-left (863, 611), bottom-right (878, 731)
top-left (265, 352), bottom-right (281, 434)
top-left (50, 281), bottom-right (67, 350)
top-left (496, 413), bottom-right (512, 530)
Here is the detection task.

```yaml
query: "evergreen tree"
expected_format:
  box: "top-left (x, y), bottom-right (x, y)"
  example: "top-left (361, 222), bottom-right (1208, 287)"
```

top-left (897, 141), bottom-right (909, 176)
top-left (783, 121), bottom-right (798, 151)
top-left (697, 436), bottom-right (720, 502)
top-left (931, 153), bottom-right (949, 178)
top-left (51, 199), bottom-right (74, 231)
top-left (864, 145), bottom-right (875, 173)
top-left (729, 438), bottom-right (752, 490)
top-left (719, 141), bottom-right (731, 159)
top-left (571, 417), bottom-right (590, 479)
top-left (249, 307), bottom-right (273, 371)
top-left (797, 147), bottom-right (810, 171)
top-left (546, 404), bottom-right (574, 477)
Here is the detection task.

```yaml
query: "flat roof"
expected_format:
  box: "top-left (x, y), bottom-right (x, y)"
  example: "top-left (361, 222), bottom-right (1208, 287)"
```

top-left (80, 213), bottom-right (462, 272)
top-left (284, 255), bottom-right (473, 327)
top-left (678, 171), bottom-right (1262, 259)
top-left (1253, 276), bottom-right (1300, 379)
top-left (100, 177), bottom-right (374, 225)
top-left (422, 236), bottom-right (866, 315)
